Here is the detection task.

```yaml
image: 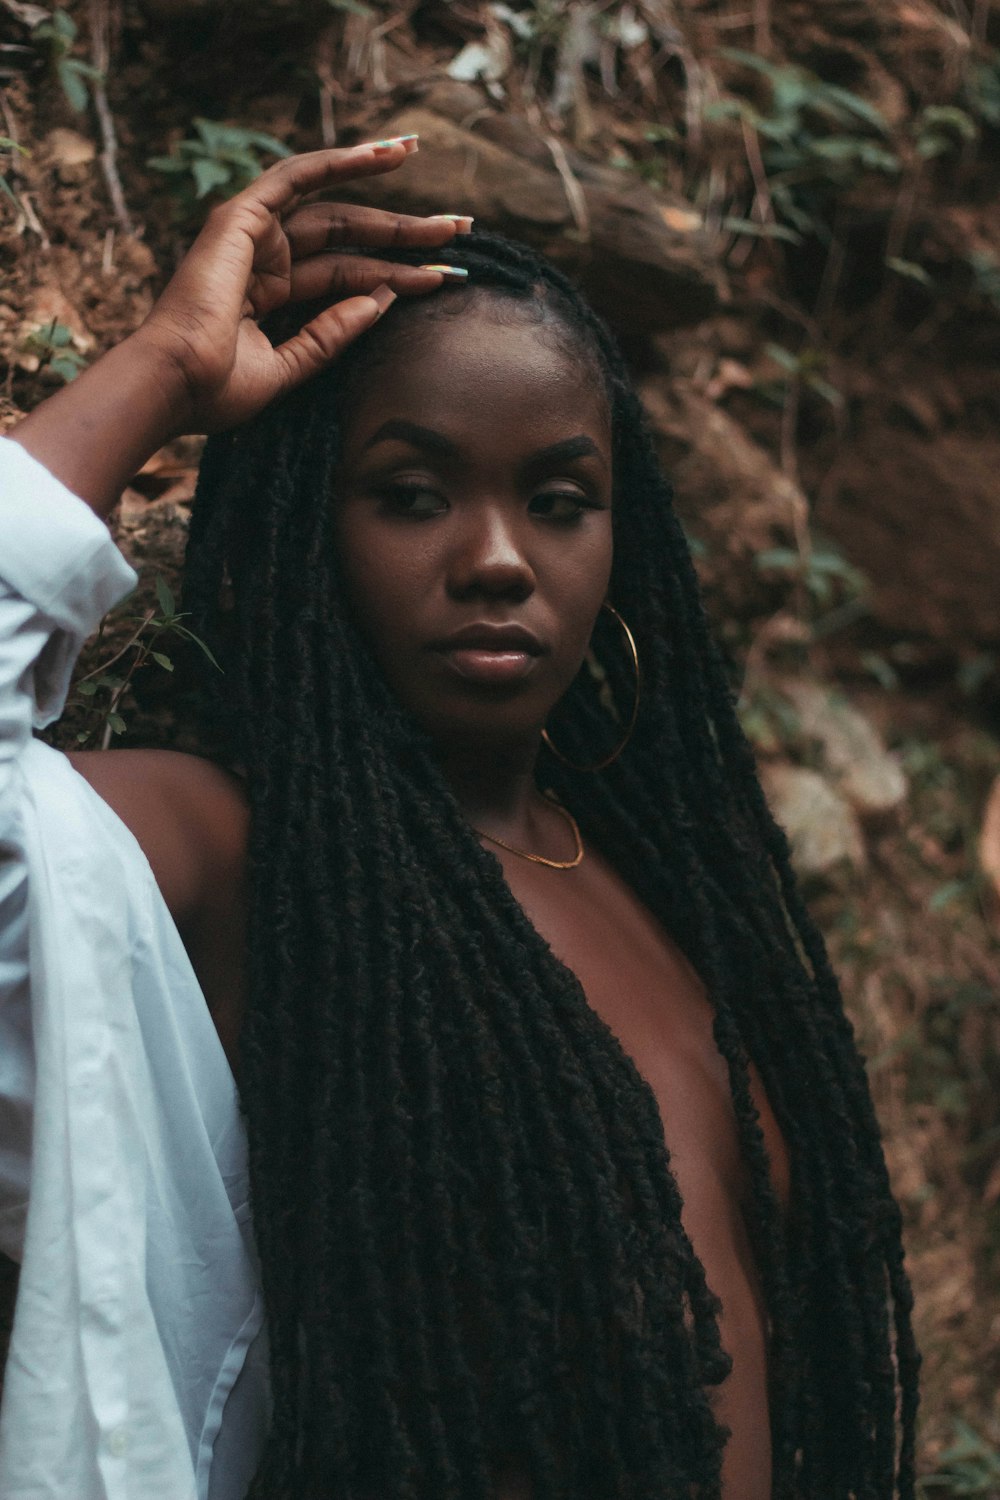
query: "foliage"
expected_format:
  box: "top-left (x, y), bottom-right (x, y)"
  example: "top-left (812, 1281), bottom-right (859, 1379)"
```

top-left (0, 135), bottom-right (28, 205)
top-left (148, 118), bottom-right (291, 207)
top-left (754, 537), bottom-right (868, 634)
top-left (20, 320), bottom-right (88, 383)
top-left (70, 576), bottom-right (221, 749)
top-left (706, 50), bottom-right (899, 242)
top-left (31, 9), bottom-right (102, 113)
top-left (919, 1420), bottom-right (1000, 1495)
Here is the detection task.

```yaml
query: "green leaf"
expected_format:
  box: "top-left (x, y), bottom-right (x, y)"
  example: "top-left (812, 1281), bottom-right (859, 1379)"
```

top-left (171, 625), bottom-right (223, 672)
top-left (192, 157), bottom-right (232, 198)
top-left (820, 83), bottom-right (890, 134)
top-left (154, 575), bottom-right (176, 617)
top-left (0, 137), bottom-right (28, 157)
top-left (106, 711), bottom-right (127, 735)
top-left (755, 547), bottom-right (801, 573)
top-left (887, 256), bottom-right (932, 287)
top-left (764, 342), bottom-right (802, 373)
top-left (146, 154), bottom-right (189, 174)
top-left (151, 651), bottom-right (174, 672)
top-left (57, 58), bottom-right (90, 112)
top-left (76, 679), bottom-right (99, 697)
top-left (49, 354), bottom-right (83, 382)
top-left (721, 216), bottom-right (803, 244)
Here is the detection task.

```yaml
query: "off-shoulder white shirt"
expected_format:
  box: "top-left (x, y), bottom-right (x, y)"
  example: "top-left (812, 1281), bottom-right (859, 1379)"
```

top-left (0, 437), bottom-right (269, 1499)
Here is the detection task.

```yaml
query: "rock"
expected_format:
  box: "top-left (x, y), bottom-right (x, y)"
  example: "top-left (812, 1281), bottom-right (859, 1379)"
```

top-left (45, 128), bottom-right (96, 185)
top-left (638, 377), bottom-right (808, 613)
top-left (760, 763), bottom-right (867, 880)
top-left (341, 108), bottom-right (720, 338)
top-left (784, 681), bottom-right (907, 816)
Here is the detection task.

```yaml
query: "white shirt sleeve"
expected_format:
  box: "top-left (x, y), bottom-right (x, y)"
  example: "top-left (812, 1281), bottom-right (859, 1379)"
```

top-left (0, 436), bottom-right (267, 1500)
top-left (0, 437), bottom-right (137, 1259)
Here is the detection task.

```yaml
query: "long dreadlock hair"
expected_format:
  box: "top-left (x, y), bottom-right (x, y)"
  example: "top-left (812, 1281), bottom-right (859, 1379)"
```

top-left (183, 232), bottom-right (919, 1500)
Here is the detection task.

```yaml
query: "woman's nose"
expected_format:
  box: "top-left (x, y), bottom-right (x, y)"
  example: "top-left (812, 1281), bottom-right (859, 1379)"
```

top-left (448, 509), bottom-right (536, 601)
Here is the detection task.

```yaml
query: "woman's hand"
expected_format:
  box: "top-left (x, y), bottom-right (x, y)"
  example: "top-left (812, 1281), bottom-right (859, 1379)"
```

top-left (136, 138), bottom-right (465, 434)
top-left (10, 137), bottom-right (469, 515)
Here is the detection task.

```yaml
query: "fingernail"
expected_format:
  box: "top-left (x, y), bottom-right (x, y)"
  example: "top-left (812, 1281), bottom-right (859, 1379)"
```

top-left (370, 133), bottom-right (419, 151)
top-left (428, 214), bottom-right (474, 233)
top-left (420, 265), bottom-right (469, 279)
top-left (368, 284), bottom-right (397, 315)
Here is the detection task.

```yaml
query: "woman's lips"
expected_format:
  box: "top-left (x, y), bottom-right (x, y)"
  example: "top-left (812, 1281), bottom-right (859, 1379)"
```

top-left (440, 647), bottom-right (538, 684)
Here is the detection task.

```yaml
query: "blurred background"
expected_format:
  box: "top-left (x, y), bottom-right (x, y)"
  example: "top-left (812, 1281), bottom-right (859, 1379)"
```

top-left (1, 0), bottom-right (999, 1486)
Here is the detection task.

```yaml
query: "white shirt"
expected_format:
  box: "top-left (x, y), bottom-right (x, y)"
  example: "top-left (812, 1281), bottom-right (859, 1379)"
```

top-left (0, 437), bottom-right (269, 1499)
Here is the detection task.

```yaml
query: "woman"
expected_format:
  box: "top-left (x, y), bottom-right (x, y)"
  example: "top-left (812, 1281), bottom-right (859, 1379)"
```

top-left (0, 139), bottom-right (918, 1498)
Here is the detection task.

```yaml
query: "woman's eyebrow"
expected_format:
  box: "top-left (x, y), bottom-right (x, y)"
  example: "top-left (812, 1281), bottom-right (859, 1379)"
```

top-left (520, 436), bottom-right (605, 474)
top-left (361, 420), bottom-right (457, 457)
top-left (361, 422), bottom-right (605, 472)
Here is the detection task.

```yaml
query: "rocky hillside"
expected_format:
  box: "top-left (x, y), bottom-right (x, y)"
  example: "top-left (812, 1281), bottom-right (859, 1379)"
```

top-left (2, 0), bottom-right (1000, 1482)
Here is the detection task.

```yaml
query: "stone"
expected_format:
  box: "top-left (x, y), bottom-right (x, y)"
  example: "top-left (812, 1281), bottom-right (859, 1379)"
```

top-left (760, 763), bottom-right (867, 880)
top-left (45, 128), bottom-right (96, 170)
top-left (783, 681), bottom-right (907, 816)
top-left (341, 108), bottom-right (720, 338)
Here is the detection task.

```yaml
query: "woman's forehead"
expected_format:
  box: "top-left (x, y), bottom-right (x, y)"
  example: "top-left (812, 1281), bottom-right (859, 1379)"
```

top-left (341, 313), bottom-right (611, 461)
top-left (341, 293), bottom-right (611, 446)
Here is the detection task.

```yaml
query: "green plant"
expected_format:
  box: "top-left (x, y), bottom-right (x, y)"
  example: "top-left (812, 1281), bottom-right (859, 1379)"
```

top-left (707, 50), bottom-right (900, 241)
top-left (920, 1421), bottom-right (1000, 1494)
top-left (757, 341), bottom-right (845, 410)
top-left (148, 118), bottom-right (291, 205)
top-left (964, 53), bottom-right (1000, 129)
top-left (913, 105), bottom-right (978, 160)
top-left (32, 9), bottom-right (102, 113)
top-left (754, 538), bottom-right (868, 630)
top-left (70, 575), bottom-right (221, 749)
top-left (966, 250), bottom-right (1000, 313)
top-left (0, 135), bottom-right (29, 204)
top-left (20, 320), bottom-right (88, 383)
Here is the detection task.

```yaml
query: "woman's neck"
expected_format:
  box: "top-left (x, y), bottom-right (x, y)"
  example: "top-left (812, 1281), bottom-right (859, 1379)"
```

top-left (435, 738), bottom-right (549, 841)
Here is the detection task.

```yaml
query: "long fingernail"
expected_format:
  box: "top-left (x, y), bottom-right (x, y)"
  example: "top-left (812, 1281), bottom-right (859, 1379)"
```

top-left (428, 214), bottom-right (474, 233)
top-left (370, 133), bottom-right (419, 151)
top-left (368, 284), bottom-right (397, 315)
top-left (420, 265), bottom-right (469, 279)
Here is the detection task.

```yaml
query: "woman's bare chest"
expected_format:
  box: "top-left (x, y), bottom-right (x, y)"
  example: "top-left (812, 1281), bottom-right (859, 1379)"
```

top-left (496, 843), bottom-right (791, 1498)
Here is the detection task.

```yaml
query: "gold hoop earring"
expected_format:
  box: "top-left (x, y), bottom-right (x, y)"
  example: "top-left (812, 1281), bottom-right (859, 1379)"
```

top-left (542, 603), bottom-right (641, 773)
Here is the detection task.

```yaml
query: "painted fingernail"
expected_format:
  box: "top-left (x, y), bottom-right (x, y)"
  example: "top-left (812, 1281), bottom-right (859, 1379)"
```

top-left (370, 133), bottom-right (419, 151)
top-left (428, 214), bottom-right (474, 233)
top-left (368, 284), bottom-right (397, 315)
top-left (420, 265), bottom-right (469, 279)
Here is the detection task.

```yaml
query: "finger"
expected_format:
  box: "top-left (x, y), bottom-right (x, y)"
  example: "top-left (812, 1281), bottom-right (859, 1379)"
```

top-left (271, 285), bottom-right (397, 391)
top-left (251, 140), bottom-right (419, 217)
top-left (284, 203), bottom-right (474, 257)
top-left (283, 254), bottom-right (467, 305)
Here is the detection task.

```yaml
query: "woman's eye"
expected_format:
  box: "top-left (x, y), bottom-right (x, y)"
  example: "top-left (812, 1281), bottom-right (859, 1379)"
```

top-left (529, 490), bottom-right (596, 522)
top-left (379, 484), bottom-right (448, 519)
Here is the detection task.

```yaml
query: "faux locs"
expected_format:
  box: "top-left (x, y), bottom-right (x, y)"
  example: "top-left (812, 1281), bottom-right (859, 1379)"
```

top-left (184, 234), bottom-right (918, 1500)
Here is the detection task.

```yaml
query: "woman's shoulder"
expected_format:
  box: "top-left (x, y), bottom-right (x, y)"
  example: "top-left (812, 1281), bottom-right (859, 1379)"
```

top-left (66, 747), bottom-right (249, 930)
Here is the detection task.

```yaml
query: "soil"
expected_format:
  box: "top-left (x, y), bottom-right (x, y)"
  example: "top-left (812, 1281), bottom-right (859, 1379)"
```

top-left (2, 0), bottom-right (1000, 1478)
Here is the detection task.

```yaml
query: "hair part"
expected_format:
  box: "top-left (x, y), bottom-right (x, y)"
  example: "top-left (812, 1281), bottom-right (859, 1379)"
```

top-left (184, 232), bottom-right (919, 1499)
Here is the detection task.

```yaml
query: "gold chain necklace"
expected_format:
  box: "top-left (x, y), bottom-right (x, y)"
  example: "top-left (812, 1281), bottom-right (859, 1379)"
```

top-left (473, 798), bottom-right (584, 870)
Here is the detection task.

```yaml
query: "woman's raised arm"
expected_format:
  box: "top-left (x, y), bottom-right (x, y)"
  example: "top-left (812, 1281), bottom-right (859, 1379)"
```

top-left (8, 137), bottom-right (467, 516)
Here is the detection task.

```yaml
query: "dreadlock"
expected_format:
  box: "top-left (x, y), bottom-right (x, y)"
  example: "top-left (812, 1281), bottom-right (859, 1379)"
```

top-left (183, 232), bottom-right (919, 1499)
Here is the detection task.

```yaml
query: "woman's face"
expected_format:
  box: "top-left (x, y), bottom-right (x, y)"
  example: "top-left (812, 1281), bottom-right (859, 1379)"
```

top-left (334, 299), bottom-right (614, 755)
